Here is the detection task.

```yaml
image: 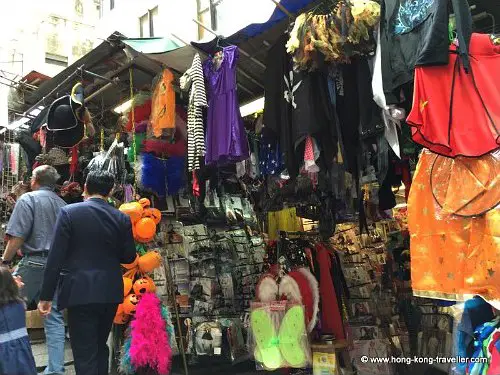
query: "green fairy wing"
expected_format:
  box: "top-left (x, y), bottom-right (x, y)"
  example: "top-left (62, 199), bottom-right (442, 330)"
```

top-left (251, 308), bottom-right (283, 370)
top-left (278, 305), bottom-right (308, 368)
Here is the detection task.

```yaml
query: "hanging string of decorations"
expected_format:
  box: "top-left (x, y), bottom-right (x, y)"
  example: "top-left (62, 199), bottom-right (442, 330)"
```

top-left (286, 0), bottom-right (381, 70)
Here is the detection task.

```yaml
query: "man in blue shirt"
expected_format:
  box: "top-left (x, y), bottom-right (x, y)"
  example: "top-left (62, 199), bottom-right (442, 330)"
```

top-left (1, 165), bottom-right (67, 375)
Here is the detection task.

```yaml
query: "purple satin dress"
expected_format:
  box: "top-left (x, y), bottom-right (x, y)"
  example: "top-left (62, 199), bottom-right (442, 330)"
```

top-left (204, 45), bottom-right (249, 165)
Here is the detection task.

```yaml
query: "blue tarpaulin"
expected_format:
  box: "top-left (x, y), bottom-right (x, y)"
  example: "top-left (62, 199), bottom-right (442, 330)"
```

top-left (192, 0), bottom-right (317, 52)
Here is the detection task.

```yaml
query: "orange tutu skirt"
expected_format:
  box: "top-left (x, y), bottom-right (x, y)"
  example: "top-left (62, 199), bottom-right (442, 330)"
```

top-left (409, 150), bottom-right (500, 307)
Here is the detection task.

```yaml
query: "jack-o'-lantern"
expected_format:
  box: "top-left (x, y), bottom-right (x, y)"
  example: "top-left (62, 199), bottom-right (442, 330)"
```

top-left (113, 304), bottom-right (129, 324)
top-left (133, 276), bottom-right (156, 295)
top-left (139, 198), bottom-right (151, 209)
top-left (123, 294), bottom-right (140, 315)
top-left (143, 208), bottom-right (162, 225)
top-left (138, 251), bottom-right (162, 273)
top-left (119, 202), bottom-right (144, 224)
top-left (135, 234), bottom-right (154, 244)
top-left (135, 217), bottom-right (156, 242)
top-left (123, 277), bottom-right (133, 296)
top-left (121, 254), bottom-right (139, 270)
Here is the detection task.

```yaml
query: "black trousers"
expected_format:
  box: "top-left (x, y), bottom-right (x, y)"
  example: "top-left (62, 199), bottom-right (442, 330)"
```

top-left (67, 303), bottom-right (118, 375)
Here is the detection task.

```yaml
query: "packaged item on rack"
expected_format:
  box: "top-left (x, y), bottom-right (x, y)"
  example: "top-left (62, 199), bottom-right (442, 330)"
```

top-left (312, 344), bottom-right (338, 375)
top-left (351, 339), bottom-right (394, 375)
top-left (250, 302), bottom-right (311, 371)
top-left (194, 321), bottom-right (223, 356)
top-left (220, 318), bottom-right (249, 364)
top-left (222, 195), bottom-right (245, 225)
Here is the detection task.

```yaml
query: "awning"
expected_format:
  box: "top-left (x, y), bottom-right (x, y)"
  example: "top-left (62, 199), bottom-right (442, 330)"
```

top-left (21, 32), bottom-right (165, 123)
top-left (122, 37), bottom-right (182, 55)
top-left (123, 0), bottom-right (319, 104)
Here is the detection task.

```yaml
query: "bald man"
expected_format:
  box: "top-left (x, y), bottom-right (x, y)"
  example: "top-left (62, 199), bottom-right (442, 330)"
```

top-left (2, 165), bottom-right (67, 375)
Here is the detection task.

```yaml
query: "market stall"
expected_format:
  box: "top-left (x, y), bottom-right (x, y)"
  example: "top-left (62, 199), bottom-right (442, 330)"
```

top-left (1, 0), bottom-right (499, 374)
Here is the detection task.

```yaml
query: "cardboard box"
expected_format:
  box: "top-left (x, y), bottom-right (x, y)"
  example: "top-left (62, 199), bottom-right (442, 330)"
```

top-left (26, 309), bottom-right (68, 329)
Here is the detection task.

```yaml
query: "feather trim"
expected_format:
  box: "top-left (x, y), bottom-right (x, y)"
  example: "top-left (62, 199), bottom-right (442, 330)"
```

top-left (279, 275), bottom-right (302, 303)
top-left (130, 293), bottom-right (172, 375)
top-left (298, 268), bottom-right (319, 332)
top-left (256, 274), bottom-right (279, 302)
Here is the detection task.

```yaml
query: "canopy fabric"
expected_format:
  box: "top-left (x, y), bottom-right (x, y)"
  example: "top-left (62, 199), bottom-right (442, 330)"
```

top-left (122, 38), bottom-right (182, 55)
top-left (192, 0), bottom-right (317, 52)
top-left (122, 0), bottom-right (318, 104)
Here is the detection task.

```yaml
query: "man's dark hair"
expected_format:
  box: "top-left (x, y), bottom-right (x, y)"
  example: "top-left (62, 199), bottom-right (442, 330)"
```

top-left (86, 170), bottom-right (115, 197)
top-left (0, 266), bottom-right (23, 306)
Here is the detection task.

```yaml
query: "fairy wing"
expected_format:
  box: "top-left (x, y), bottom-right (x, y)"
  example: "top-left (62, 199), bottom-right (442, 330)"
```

top-left (278, 305), bottom-right (308, 368)
top-left (251, 308), bottom-right (283, 370)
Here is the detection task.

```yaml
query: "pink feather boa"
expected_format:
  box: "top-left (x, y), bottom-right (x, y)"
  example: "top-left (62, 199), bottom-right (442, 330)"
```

top-left (130, 293), bottom-right (172, 375)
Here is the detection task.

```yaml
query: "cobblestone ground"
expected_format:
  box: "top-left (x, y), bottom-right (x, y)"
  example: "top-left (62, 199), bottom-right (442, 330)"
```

top-left (32, 340), bottom-right (74, 374)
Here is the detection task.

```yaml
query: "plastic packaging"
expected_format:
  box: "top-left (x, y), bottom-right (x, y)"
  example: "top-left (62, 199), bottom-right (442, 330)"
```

top-left (250, 301), bottom-right (311, 371)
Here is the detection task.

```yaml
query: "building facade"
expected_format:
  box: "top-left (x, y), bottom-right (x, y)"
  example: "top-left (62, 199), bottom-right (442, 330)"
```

top-left (95, 0), bottom-right (277, 42)
top-left (0, 0), bottom-right (100, 125)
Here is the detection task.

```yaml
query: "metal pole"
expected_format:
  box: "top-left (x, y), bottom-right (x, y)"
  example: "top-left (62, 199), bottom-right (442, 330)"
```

top-left (162, 232), bottom-right (189, 375)
top-left (192, 19), bottom-right (266, 70)
top-left (81, 68), bottom-right (118, 85)
top-left (269, 0), bottom-right (293, 18)
top-left (22, 65), bottom-right (84, 116)
top-left (84, 81), bottom-right (116, 103)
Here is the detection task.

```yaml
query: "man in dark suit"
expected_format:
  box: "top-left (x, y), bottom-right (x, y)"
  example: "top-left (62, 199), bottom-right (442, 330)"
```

top-left (38, 171), bottom-right (136, 375)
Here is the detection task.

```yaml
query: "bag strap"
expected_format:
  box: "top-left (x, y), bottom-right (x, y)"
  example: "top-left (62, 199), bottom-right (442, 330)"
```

top-left (451, 0), bottom-right (473, 72)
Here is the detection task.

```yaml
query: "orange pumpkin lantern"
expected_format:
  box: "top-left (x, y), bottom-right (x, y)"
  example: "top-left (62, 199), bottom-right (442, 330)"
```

top-left (123, 277), bottom-right (133, 297)
top-left (138, 251), bottom-right (162, 273)
top-left (135, 217), bottom-right (156, 241)
top-left (133, 276), bottom-right (156, 295)
top-left (143, 208), bottom-right (162, 225)
top-left (121, 254), bottom-right (139, 270)
top-left (114, 311), bottom-right (129, 325)
top-left (135, 235), bottom-right (154, 244)
top-left (119, 202), bottom-right (144, 224)
top-left (113, 304), bottom-right (129, 324)
top-left (123, 294), bottom-right (140, 315)
top-left (139, 198), bottom-right (151, 208)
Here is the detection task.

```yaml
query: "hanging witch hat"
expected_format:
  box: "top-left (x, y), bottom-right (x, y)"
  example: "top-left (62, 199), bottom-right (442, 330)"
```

top-left (45, 82), bottom-right (86, 148)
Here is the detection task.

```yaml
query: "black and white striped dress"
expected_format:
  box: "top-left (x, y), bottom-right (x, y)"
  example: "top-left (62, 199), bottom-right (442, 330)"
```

top-left (181, 53), bottom-right (207, 171)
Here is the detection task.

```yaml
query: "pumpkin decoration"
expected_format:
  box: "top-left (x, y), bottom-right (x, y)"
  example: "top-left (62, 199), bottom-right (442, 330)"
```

top-left (138, 251), bottom-right (162, 273)
top-left (114, 304), bottom-right (129, 324)
top-left (143, 208), bottom-right (162, 225)
top-left (123, 294), bottom-right (141, 315)
top-left (135, 217), bottom-right (156, 242)
top-left (121, 255), bottom-right (139, 270)
top-left (119, 202), bottom-right (144, 224)
top-left (133, 276), bottom-right (157, 295)
top-left (123, 277), bottom-right (133, 297)
top-left (139, 198), bottom-right (151, 209)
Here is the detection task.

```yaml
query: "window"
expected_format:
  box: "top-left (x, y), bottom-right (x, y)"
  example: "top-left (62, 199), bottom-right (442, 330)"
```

top-left (139, 6), bottom-right (158, 37)
top-left (75, 0), bottom-right (83, 16)
top-left (196, 0), bottom-right (222, 39)
top-left (96, 0), bottom-right (102, 18)
top-left (45, 53), bottom-right (68, 67)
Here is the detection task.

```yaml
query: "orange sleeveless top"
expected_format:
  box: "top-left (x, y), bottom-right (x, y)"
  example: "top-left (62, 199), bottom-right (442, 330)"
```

top-left (151, 69), bottom-right (175, 137)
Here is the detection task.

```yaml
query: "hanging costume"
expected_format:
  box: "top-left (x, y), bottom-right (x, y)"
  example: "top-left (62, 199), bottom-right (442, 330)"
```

top-left (151, 69), bottom-right (176, 137)
top-left (408, 33), bottom-right (500, 157)
top-left (181, 54), bottom-right (208, 171)
top-left (409, 150), bottom-right (500, 307)
top-left (203, 46), bottom-right (249, 165)
top-left (264, 34), bottom-right (338, 178)
top-left (315, 243), bottom-right (345, 340)
top-left (380, 0), bottom-right (471, 104)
